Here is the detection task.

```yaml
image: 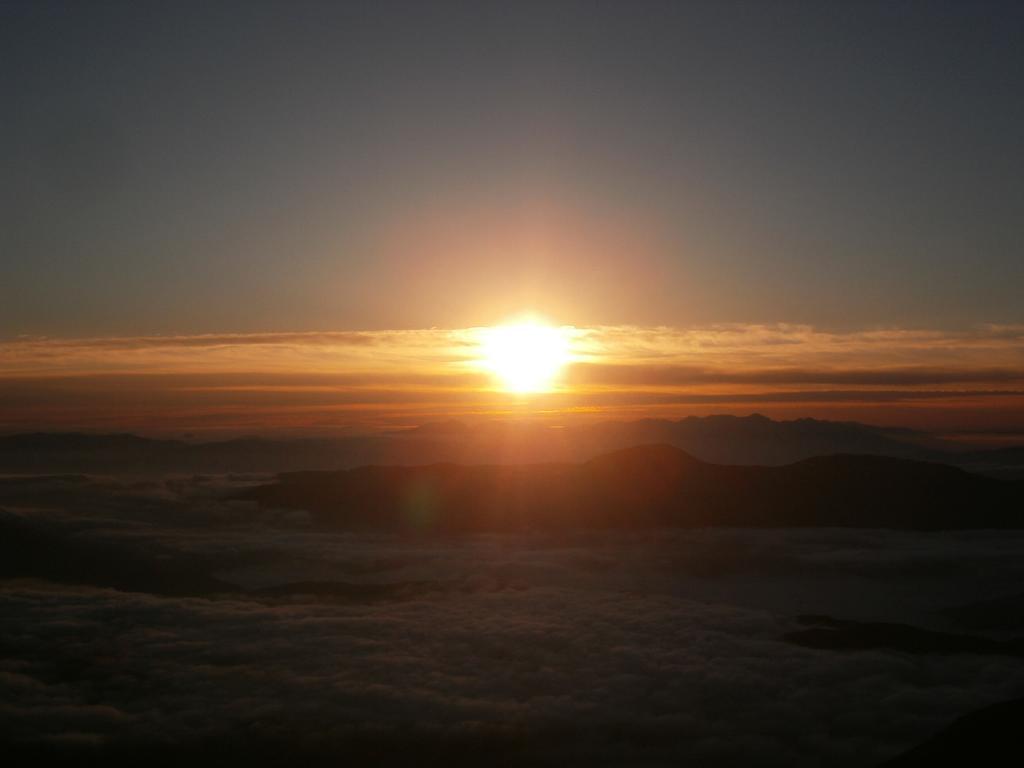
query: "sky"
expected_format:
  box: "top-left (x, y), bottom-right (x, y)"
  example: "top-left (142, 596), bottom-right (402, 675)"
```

top-left (3, 324), bottom-right (1023, 436)
top-left (2, 1), bottom-right (1023, 434)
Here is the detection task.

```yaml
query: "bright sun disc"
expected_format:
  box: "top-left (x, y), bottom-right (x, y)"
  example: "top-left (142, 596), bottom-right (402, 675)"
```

top-left (479, 322), bottom-right (571, 393)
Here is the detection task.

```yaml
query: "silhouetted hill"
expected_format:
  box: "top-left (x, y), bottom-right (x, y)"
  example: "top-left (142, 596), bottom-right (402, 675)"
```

top-left (955, 445), bottom-right (1024, 480)
top-left (784, 615), bottom-right (1024, 657)
top-left (960, 445), bottom-right (1024, 463)
top-left (879, 697), bottom-right (1024, 766)
top-left (576, 413), bottom-right (935, 465)
top-left (243, 445), bottom-right (1023, 532)
top-left (3, 416), bottom-right (1022, 475)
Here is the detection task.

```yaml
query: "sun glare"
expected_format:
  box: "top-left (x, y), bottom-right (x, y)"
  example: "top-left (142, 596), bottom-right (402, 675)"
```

top-left (478, 321), bottom-right (572, 393)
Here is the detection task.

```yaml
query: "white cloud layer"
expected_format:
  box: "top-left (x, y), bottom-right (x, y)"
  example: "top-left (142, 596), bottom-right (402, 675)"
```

top-left (4, 475), bottom-right (1024, 764)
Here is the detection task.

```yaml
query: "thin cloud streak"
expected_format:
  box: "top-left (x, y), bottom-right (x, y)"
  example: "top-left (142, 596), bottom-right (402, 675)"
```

top-left (568, 363), bottom-right (1024, 387)
top-left (2, 325), bottom-right (1023, 434)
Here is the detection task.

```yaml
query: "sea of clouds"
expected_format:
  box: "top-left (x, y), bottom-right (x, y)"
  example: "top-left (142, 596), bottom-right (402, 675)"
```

top-left (3, 473), bottom-right (1024, 765)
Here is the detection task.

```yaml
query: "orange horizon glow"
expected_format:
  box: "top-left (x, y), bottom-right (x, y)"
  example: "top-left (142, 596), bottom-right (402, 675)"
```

top-left (1, 322), bottom-right (1024, 437)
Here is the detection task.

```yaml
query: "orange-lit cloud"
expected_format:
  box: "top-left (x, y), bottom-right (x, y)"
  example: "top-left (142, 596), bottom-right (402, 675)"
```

top-left (2, 324), bottom-right (1023, 436)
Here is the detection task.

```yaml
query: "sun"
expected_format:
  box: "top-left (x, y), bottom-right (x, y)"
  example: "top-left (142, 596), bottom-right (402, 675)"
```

top-left (478, 321), bottom-right (572, 393)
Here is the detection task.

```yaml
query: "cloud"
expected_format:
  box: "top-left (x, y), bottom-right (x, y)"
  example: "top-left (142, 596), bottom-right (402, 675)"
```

top-left (4, 332), bottom-right (380, 351)
top-left (568, 363), bottom-right (1024, 388)
top-left (1, 575), bottom-right (1021, 765)
top-left (2, 324), bottom-right (1024, 434)
top-left (5, 478), bottom-right (1024, 764)
top-left (0, 329), bottom-right (478, 377)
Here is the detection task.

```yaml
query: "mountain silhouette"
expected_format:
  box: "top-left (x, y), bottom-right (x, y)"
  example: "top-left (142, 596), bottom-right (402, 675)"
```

top-left (784, 615), bottom-right (1024, 657)
top-left (879, 697), bottom-right (1024, 766)
top-left (3, 415), bottom-right (1021, 475)
top-left (244, 445), bottom-right (1023, 532)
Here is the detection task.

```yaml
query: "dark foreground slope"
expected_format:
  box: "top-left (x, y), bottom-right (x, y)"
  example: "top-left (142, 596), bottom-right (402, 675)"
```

top-left (879, 697), bottom-right (1024, 767)
top-left (244, 445), bottom-right (1022, 532)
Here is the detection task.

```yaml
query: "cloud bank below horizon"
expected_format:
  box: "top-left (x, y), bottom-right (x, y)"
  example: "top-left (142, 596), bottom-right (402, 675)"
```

top-left (5, 472), bottom-right (1024, 766)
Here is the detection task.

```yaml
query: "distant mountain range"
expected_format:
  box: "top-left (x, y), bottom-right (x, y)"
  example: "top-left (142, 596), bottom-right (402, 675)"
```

top-left (244, 444), bottom-right (1023, 531)
top-left (2, 414), bottom-right (1022, 476)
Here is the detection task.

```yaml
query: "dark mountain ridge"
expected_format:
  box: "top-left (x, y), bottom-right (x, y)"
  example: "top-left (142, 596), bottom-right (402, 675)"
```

top-left (2, 414), bottom-right (1021, 475)
top-left (243, 445), bottom-right (1023, 532)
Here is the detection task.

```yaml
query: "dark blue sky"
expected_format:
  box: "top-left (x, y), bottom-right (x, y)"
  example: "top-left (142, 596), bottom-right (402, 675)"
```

top-left (2, 0), bottom-right (1022, 335)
